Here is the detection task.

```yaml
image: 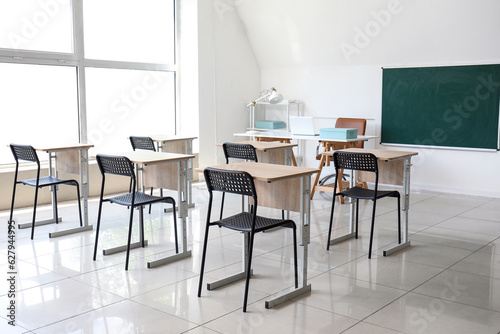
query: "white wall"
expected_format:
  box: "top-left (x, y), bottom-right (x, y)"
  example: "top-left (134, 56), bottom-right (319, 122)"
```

top-left (232, 0), bottom-right (500, 197)
top-left (183, 0), bottom-right (261, 168)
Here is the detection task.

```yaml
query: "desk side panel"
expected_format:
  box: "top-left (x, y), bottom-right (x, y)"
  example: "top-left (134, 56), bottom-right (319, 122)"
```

top-left (55, 151), bottom-right (80, 175)
top-left (254, 178), bottom-right (300, 212)
top-left (358, 159), bottom-right (404, 185)
top-left (256, 150), bottom-right (286, 165)
top-left (143, 163), bottom-right (180, 190)
top-left (160, 141), bottom-right (185, 154)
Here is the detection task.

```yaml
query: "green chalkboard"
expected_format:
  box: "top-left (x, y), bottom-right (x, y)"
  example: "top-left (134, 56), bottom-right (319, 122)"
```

top-left (381, 64), bottom-right (500, 150)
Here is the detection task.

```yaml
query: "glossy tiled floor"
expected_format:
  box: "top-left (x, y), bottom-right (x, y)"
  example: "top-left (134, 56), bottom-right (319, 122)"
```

top-left (1, 184), bottom-right (500, 333)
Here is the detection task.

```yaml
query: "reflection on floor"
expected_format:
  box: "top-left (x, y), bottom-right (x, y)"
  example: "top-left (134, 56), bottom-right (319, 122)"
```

top-left (1, 183), bottom-right (500, 334)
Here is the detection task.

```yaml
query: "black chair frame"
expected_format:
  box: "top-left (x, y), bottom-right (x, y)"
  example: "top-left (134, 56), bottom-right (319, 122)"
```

top-left (327, 151), bottom-right (401, 259)
top-left (9, 144), bottom-right (83, 240)
top-left (93, 154), bottom-right (179, 270)
top-left (198, 167), bottom-right (298, 312)
top-left (220, 142), bottom-right (258, 219)
top-left (129, 136), bottom-right (162, 214)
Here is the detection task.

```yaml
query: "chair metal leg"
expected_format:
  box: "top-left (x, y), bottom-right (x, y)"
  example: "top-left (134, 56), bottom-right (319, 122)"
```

top-left (326, 193), bottom-right (337, 251)
top-left (220, 193), bottom-right (225, 220)
top-left (355, 199), bottom-right (359, 239)
top-left (140, 206), bottom-right (146, 247)
top-left (198, 223), bottom-right (211, 297)
top-left (93, 199), bottom-right (104, 261)
top-left (148, 187), bottom-right (154, 214)
top-left (368, 199), bottom-right (377, 259)
top-left (53, 186), bottom-right (59, 224)
top-left (9, 184), bottom-right (17, 226)
top-left (75, 183), bottom-right (83, 227)
top-left (125, 206), bottom-right (135, 270)
top-left (171, 201), bottom-right (179, 253)
top-left (242, 232), bottom-right (255, 312)
top-left (292, 226), bottom-right (298, 288)
top-left (31, 187), bottom-right (39, 240)
top-left (397, 196), bottom-right (401, 244)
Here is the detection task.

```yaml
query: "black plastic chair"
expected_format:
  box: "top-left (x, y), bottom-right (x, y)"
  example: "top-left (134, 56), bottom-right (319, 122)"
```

top-left (327, 151), bottom-right (401, 258)
top-left (9, 144), bottom-right (83, 240)
top-left (222, 142), bottom-right (286, 220)
top-left (93, 154), bottom-right (178, 270)
top-left (220, 142), bottom-right (258, 219)
top-left (198, 167), bottom-right (298, 312)
top-left (129, 136), bottom-right (161, 214)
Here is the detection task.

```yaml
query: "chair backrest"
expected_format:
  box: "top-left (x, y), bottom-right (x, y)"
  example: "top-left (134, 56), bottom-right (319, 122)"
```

top-left (10, 144), bottom-right (40, 164)
top-left (96, 154), bottom-right (135, 178)
top-left (335, 118), bottom-right (367, 148)
top-left (222, 143), bottom-right (258, 164)
top-left (130, 136), bottom-right (156, 152)
top-left (204, 167), bottom-right (256, 198)
top-left (333, 151), bottom-right (378, 174)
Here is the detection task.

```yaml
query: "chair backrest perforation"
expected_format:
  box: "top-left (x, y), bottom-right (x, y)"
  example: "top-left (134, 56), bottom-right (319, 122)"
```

top-left (333, 152), bottom-right (378, 173)
top-left (223, 143), bottom-right (258, 163)
top-left (96, 154), bottom-right (135, 177)
top-left (204, 168), bottom-right (256, 198)
top-left (10, 144), bottom-right (39, 164)
top-left (130, 136), bottom-right (156, 152)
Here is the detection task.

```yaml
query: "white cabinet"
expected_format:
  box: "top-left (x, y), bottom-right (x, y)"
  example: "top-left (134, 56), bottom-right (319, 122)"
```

top-left (248, 100), bottom-right (301, 132)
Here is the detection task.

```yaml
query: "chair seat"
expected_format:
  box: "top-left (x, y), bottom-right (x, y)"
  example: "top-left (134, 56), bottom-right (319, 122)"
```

top-left (20, 175), bottom-right (77, 187)
top-left (108, 191), bottom-right (171, 207)
top-left (340, 186), bottom-right (400, 200)
top-left (215, 212), bottom-right (295, 233)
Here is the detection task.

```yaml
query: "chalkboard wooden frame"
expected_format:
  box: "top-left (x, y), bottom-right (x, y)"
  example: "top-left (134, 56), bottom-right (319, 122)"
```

top-left (381, 64), bottom-right (500, 150)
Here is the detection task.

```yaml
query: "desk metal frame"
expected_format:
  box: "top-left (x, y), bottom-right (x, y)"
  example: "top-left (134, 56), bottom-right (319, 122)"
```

top-left (101, 151), bottom-right (194, 268)
top-left (205, 162), bottom-right (319, 309)
top-left (150, 135), bottom-right (197, 209)
top-left (224, 140), bottom-right (297, 166)
top-left (17, 144), bottom-right (94, 238)
top-left (234, 131), bottom-right (377, 167)
top-left (327, 148), bottom-right (418, 255)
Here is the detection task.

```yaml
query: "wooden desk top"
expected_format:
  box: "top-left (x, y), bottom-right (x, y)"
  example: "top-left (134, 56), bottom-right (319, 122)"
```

top-left (223, 141), bottom-right (297, 151)
top-left (324, 148), bottom-right (418, 161)
top-left (207, 162), bottom-right (319, 182)
top-left (112, 151), bottom-right (195, 165)
top-left (33, 143), bottom-right (94, 152)
top-left (150, 134), bottom-right (198, 143)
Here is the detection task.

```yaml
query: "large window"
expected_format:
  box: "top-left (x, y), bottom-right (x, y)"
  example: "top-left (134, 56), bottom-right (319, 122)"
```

top-left (0, 63), bottom-right (79, 163)
top-left (86, 68), bottom-right (176, 153)
top-left (83, 0), bottom-right (174, 64)
top-left (0, 0), bottom-right (177, 165)
top-left (0, 0), bottom-right (73, 53)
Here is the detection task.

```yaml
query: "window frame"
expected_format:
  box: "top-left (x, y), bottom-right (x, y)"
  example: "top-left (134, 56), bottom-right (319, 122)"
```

top-left (0, 0), bottom-right (179, 161)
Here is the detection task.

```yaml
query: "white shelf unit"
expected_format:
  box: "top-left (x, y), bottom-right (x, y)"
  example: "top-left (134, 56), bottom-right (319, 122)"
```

top-left (248, 101), bottom-right (301, 132)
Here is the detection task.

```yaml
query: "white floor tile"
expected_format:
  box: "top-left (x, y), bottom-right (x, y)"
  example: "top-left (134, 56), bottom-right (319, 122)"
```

top-left (1, 185), bottom-right (499, 333)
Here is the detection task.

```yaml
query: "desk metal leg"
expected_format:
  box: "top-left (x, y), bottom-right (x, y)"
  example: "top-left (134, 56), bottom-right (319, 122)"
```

top-left (186, 140), bottom-right (195, 209)
top-left (49, 148), bottom-right (93, 238)
top-left (384, 157), bottom-right (412, 256)
top-left (17, 153), bottom-right (61, 230)
top-left (148, 159), bottom-right (192, 268)
top-left (265, 175), bottom-right (312, 309)
top-left (207, 232), bottom-right (253, 290)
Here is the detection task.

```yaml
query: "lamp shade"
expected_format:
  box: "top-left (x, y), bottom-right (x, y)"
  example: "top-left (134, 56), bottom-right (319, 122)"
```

top-left (269, 90), bottom-right (284, 104)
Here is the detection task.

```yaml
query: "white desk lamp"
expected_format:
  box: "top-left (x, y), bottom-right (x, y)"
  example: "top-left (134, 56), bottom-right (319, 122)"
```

top-left (246, 87), bottom-right (284, 132)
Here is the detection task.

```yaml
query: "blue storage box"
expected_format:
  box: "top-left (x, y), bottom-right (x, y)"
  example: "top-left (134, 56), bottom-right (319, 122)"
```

top-left (255, 120), bottom-right (286, 129)
top-left (319, 128), bottom-right (358, 139)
